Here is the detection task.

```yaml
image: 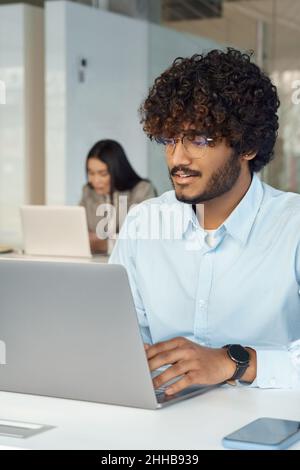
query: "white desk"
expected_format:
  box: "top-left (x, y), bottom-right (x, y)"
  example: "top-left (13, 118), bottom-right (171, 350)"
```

top-left (0, 388), bottom-right (299, 450)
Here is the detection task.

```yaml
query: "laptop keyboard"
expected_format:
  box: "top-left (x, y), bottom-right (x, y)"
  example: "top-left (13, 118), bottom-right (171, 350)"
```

top-left (152, 369), bottom-right (216, 403)
top-left (155, 385), bottom-right (169, 395)
top-left (152, 367), bottom-right (183, 396)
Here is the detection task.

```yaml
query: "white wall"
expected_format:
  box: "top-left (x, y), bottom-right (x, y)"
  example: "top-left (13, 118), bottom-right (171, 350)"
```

top-left (46, 1), bottom-right (149, 205)
top-left (0, 4), bottom-right (44, 246)
top-left (0, 5), bottom-right (24, 246)
top-left (45, 2), bottom-right (67, 205)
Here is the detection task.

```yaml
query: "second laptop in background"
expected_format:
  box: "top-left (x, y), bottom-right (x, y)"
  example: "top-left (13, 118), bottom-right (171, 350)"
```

top-left (20, 205), bottom-right (92, 258)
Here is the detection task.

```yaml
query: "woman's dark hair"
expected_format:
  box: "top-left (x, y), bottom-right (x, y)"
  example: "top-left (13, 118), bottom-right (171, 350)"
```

top-left (140, 48), bottom-right (280, 173)
top-left (86, 139), bottom-right (145, 192)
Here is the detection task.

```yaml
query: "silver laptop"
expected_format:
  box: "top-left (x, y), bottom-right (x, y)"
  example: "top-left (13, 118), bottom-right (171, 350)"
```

top-left (0, 259), bottom-right (216, 409)
top-left (20, 205), bottom-right (92, 258)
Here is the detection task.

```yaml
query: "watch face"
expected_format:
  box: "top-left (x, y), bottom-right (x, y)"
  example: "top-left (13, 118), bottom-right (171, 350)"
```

top-left (228, 344), bottom-right (250, 364)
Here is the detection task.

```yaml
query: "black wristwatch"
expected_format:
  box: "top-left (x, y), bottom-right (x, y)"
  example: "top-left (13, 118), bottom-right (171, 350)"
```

top-left (223, 344), bottom-right (250, 381)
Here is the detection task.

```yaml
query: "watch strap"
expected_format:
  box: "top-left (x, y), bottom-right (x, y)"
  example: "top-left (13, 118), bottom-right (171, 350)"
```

top-left (230, 362), bottom-right (249, 381)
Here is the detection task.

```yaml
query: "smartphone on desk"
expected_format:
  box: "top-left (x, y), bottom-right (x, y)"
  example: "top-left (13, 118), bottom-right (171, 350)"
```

top-left (223, 417), bottom-right (300, 450)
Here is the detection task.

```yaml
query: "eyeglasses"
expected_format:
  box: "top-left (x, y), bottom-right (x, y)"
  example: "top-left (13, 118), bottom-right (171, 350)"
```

top-left (155, 134), bottom-right (214, 159)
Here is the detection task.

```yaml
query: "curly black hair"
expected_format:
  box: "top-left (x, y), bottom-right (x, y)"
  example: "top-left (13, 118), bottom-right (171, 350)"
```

top-left (140, 48), bottom-right (280, 173)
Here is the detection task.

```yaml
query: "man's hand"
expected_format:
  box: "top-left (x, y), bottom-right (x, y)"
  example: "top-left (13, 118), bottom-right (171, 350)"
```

top-left (145, 337), bottom-right (256, 396)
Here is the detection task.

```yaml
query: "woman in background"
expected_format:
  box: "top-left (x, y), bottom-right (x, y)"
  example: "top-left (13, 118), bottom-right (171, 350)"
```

top-left (80, 139), bottom-right (156, 253)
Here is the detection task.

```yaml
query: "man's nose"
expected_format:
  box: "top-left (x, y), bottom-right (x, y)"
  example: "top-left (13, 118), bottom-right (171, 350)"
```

top-left (170, 140), bottom-right (192, 166)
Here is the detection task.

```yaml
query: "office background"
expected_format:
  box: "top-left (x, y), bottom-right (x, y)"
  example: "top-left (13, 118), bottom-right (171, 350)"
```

top-left (0, 0), bottom-right (300, 247)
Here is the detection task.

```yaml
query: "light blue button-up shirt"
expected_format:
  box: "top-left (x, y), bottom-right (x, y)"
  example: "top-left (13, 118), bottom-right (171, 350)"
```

top-left (109, 174), bottom-right (300, 389)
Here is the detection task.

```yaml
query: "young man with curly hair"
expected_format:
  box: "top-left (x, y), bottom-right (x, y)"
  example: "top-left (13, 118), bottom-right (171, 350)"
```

top-left (110, 48), bottom-right (300, 395)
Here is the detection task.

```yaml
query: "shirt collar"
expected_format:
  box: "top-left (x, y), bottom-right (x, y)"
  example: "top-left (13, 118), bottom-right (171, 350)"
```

top-left (176, 173), bottom-right (264, 245)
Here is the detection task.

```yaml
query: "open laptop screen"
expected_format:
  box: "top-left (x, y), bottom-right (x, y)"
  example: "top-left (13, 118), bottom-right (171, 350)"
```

top-left (20, 205), bottom-right (92, 258)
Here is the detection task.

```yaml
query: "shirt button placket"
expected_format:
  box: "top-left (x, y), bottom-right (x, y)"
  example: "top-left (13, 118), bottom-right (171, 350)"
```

top-left (194, 252), bottom-right (214, 341)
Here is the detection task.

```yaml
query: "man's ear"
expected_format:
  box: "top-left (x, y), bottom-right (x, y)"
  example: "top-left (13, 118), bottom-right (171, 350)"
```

top-left (241, 152), bottom-right (257, 162)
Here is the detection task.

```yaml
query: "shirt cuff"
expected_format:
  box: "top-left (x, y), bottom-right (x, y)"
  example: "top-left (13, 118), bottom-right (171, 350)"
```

top-left (253, 348), bottom-right (300, 389)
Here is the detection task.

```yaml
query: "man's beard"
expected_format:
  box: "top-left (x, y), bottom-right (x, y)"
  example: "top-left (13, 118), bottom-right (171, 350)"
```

top-left (169, 151), bottom-right (242, 204)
